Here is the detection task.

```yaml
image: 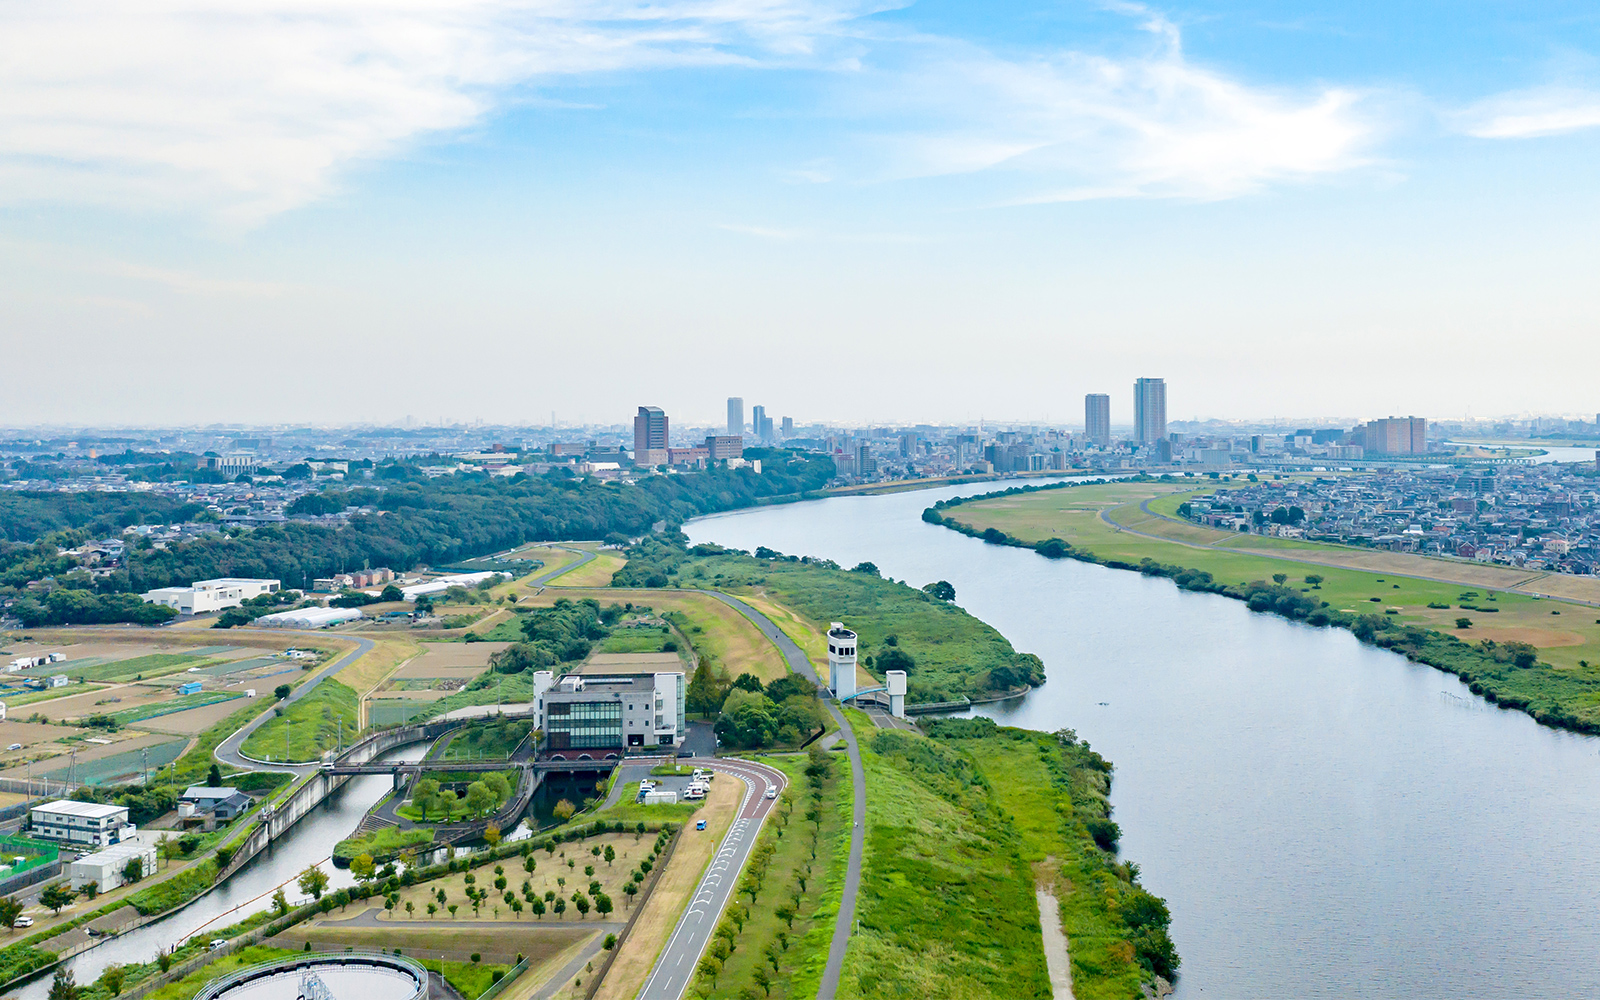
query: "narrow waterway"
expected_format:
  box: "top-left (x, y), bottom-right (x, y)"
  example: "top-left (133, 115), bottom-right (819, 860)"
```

top-left (687, 481), bottom-right (1600, 999)
top-left (16, 746), bottom-right (425, 999)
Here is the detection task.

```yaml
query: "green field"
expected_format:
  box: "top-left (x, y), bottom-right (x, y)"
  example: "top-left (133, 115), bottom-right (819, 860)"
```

top-left (936, 480), bottom-right (1600, 735)
top-left (48, 652), bottom-right (219, 684)
top-left (110, 691), bottom-right (242, 726)
top-left (332, 825), bottom-right (435, 864)
top-left (240, 680), bottom-right (359, 763)
top-left (616, 536), bottom-right (1042, 701)
top-left (595, 628), bottom-right (677, 654)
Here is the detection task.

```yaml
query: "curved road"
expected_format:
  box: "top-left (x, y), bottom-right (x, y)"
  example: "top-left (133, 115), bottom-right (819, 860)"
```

top-left (700, 593), bottom-right (866, 1000)
top-left (636, 757), bottom-right (788, 1000)
top-left (529, 546), bottom-right (598, 588)
top-left (214, 633), bottom-right (375, 773)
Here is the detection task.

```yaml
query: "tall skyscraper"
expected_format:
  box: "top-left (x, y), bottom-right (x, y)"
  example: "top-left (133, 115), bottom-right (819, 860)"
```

top-left (633, 406), bottom-right (668, 466)
top-left (727, 397), bottom-right (744, 437)
top-left (750, 405), bottom-right (772, 443)
top-left (1085, 393), bottom-right (1111, 446)
top-left (781, 416), bottom-right (794, 437)
top-left (1359, 416), bottom-right (1427, 455)
top-left (1133, 378), bottom-right (1167, 445)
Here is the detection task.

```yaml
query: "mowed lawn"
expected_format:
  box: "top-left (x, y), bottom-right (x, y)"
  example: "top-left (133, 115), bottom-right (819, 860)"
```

top-left (948, 481), bottom-right (1600, 669)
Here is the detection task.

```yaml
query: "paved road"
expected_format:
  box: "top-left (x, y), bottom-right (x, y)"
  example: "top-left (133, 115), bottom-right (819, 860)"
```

top-left (529, 545), bottom-right (598, 588)
top-left (213, 633), bottom-right (375, 773)
top-left (698, 593), bottom-right (866, 1000)
top-left (636, 757), bottom-right (787, 1000)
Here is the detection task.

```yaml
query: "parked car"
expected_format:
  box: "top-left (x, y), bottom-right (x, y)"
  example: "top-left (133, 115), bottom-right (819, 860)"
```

top-left (209, 939), bottom-right (226, 951)
top-left (695, 820), bottom-right (707, 831)
top-left (6, 744), bottom-right (20, 751)
top-left (12, 916), bottom-right (32, 928)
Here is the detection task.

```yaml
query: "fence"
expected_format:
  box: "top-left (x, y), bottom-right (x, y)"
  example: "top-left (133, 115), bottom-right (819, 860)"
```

top-left (474, 954), bottom-right (532, 1000)
top-left (0, 834), bottom-right (58, 877)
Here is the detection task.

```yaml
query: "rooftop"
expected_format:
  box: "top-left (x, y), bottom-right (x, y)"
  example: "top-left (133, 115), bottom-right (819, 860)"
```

top-left (33, 799), bottom-right (127, 819)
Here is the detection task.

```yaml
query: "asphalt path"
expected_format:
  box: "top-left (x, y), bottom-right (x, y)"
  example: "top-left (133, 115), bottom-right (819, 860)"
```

top-left (213, 632), bottom-right (375, 773)
top-left (529, 546), bottom-right (598, 588)
top-left (635, 757), bottom-right (787, 1000)
top-left (696, 593), bottom-right (866, 1000)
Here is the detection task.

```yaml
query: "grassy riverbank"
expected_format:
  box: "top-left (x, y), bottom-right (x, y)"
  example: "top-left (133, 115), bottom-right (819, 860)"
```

top-left (836, 713), bottom-right (1173, 999)
top-left (932, 480), bottom-right (1600, 735)
top-left (613, 535), bottom-right (1043, 702)
top-left (241, 679), bottom-right (359, 762)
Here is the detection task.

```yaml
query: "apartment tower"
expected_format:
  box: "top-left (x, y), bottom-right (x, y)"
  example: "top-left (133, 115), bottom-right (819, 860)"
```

top-left (726, 397), bottom-right (744, 437)
top-left (1133, 378), bottom-right (1167, 445)
top-left (633, 406), bottom-right (669, 466)
top-left (1085, 393), bottom-right (1111, 446)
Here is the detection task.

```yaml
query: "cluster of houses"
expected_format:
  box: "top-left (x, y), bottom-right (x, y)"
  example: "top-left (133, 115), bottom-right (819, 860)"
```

top-left (25, 785), bottom-right (252, 892)
top-left (1179, 463), bottom-right (1600, 574)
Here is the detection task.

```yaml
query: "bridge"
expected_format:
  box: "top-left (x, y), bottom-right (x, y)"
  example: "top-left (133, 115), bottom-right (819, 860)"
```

top-left (321, 757), bottom-right (621, 777)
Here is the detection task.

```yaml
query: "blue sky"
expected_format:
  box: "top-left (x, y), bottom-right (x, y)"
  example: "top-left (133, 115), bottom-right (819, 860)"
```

top-left (3, 0), bottom-right (1600, 428)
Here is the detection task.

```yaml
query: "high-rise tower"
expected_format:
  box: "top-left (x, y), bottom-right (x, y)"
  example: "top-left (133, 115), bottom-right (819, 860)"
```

top-left (1085, 393), bottom-right (1111, 446)
top-left (1133, 378), bottom-right (1167, 445)
top-left (633, 406), bottom-right (668, 466)
top-left (727, 397), bottom-right (744, 437)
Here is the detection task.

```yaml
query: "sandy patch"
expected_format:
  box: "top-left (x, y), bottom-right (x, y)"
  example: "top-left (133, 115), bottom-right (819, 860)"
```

top-left (394, 644), bottom-right (507, 678)
top-left (1457, 626), bottom-right (1587, 647)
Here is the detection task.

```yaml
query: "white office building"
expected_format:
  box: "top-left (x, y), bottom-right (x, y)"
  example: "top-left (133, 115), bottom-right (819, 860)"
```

top-left (30, 800), bottom-right (134, 848)
top-left (68, 841), bottom-right (157, 891)
top-left (141, 578), bottom-right (280, 614)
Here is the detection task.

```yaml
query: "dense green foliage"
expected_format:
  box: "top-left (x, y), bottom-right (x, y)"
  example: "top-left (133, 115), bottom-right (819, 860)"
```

top-left (711, 676), bottom-right (827, 749)
top-left (11, 589), bottom-right (176, 627)
top-left (487, 599), bottom-right (626, 674)
top-left (332, 827), bottom-right (435, 865)
top-left (0, 493), bottom-right (203, 543)
top-left (125, 860), bottom-right (219, 915)
top-left (71, 784), bottom-right (179, 826)
top-left (616, 534), bottom-right (1043, 701)
top-left (932, 498), bottom-right (1600, 736)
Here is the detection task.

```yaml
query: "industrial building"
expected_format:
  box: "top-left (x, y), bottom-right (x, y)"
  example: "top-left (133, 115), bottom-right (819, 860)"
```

top-left (141, 578), bottom-right (281, 614)
top-left (68, 840), bottom-right (157, 892)
top-left (542, 671), bottom-right (685, 752)
top-left (252, 606), bottom-right (364, 628)
top-left (30, 800), bottom-right (134, 848)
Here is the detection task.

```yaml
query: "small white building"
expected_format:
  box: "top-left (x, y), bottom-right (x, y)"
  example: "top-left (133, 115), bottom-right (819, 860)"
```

top-left (827, 623), bottom-right (858, 701)
top-left (885, 670), bottom-right (907, 719)
top-left (30, 800), bottom-right (133, 847)
top-left (141, 578), bottom-right (281, 614)
top-left (68, 840), bottom-right (157, 891)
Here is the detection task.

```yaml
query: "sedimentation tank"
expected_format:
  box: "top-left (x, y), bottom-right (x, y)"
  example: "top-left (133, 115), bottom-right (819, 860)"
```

top-left (194, 953), bottom-right (427, 1000)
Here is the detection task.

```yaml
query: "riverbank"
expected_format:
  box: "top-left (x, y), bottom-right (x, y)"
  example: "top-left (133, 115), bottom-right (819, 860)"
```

top-left (930, 481), bottom-right (1600, 736)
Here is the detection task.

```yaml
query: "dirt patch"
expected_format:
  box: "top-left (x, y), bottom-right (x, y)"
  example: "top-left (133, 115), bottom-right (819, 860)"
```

top-left (140, 696), bottom-right (261, 735)
top-left (592, 779), bottom-right (740, 1000)
top-left (0, 720), bottom-right (84, 748)
top-left (19, 684), bottom-right (170, 722)
top-left (579, 653), bottom-right (684, 674)
top-left (1459, 626), bottom-right (1587, 647)
top-left (394, 644), bottom-right (507, 678)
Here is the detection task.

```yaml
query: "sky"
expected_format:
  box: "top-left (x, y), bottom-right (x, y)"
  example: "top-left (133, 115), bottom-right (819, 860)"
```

top-left (4, 0), bottom-right (1600, 429)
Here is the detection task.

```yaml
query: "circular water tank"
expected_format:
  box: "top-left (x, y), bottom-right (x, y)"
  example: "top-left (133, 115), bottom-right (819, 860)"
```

top-left (195, 953), bottom-right (427, 1000)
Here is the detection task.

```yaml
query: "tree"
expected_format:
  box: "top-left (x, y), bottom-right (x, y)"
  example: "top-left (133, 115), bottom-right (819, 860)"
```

top-left (604, 845), bottom-right (615, 867)
top-left (0, 898), bottom-right (22, 932)
top-left (553, 897), bottom-right (566, 919)
top-left (697, 955), bottom-right (722, 990)
top-left (98, 965), bottom-right (126, 997)
top-left (436, 789), bottom-right (459, 818)
top-left (1305, 575), bottom-right (1324, 587)
top-left (754, 968), bottom-right (773, 997)
top-left (47, 967), bottom-right (80, 1000)
top-left (623, 882), bottom-right (638, 907)
top-left (1457, 618), bottom-right (1473, 629)
top-left (573, 893), bottom-right (590, 918)
top-left (405, 901), bottom-right (414, 918)
top-left (850, 561), bottom-right (879, 576)
top-left (876, 646), bottom-right (915, 674)
top-left (686, 660), bottom-right (728, 717)
top-left (121, 853), bottom-right (147, 886)
top-left (595, 893), bottom-right (613, 918)
top-left (731, 673), bottom-right (764, 694)
top-left (41, 884), bottom-right (76, 915)
top-left (297, 865), bottom-right (329, 900)
top-left (412, 777), bottom-right (439, 820)
top-left (449, 904), bottom-right (458, 918)
top-left (81, 881), bottom-right (99, 901)
top-left (1272, 573), bottom-right (1288, 585)
top-left (484, 823), bottom-right (502, 847)
top-left (350, 854), bottom-right (375, 882)
top-left (775, 903), bottom-right (795, 928)
top-left (531, 898), bottom-right (545, 918)
top-left (380, 584), bottom-right (405, 602)
top-left (466, 781), bottom-right (496, 817)
top-left (208, 763), bottom-right (223, 787)
top-left (921, 580), bottom-right (956, 602)
top-left (274, 684), bottom-right (291, 700)
top-left (553, 799), bottom-right (575, 822)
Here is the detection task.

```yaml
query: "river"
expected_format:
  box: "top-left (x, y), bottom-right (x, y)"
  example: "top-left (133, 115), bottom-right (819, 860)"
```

top-left (687, 480), bottom-right (1600, 999)
top-left (14, 746), bottom-right (426, 1000)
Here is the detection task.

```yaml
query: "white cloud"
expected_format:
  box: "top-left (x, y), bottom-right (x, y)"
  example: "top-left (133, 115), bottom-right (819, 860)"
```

top-left (0, 0), bottom-right (1376, 220)
top-left (855, 10), bottom-right (1375, 201)
top-left (0, 0), bottom-right (881, 222)
top-left (1457, 87), bottom-right (1600, 139)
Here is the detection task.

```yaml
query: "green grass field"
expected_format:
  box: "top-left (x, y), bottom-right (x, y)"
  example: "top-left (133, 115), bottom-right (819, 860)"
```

top-left (240, 680), bottom-right (359, 763)
top-left (109, 691), bottom-right (242, 726)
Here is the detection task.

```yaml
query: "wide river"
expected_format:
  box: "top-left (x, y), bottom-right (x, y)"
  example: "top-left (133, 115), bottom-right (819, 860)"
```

top-left (687, 480), bottom-right (1600, 999)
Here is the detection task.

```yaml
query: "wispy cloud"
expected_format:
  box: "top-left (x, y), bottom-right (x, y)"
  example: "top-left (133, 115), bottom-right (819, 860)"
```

top-left (0, 0), bottom-right (885, 222)
top-left (0, 0), bottom-right (1378, 220)
top-left (854, 6), bottom-right (1376, 201)
top-left (1456, 86), bottom-right (1600, 139)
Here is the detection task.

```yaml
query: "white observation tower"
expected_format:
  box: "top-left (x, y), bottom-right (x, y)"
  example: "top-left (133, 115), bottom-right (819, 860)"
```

top-left (827, 623), bottom-right (857, 700)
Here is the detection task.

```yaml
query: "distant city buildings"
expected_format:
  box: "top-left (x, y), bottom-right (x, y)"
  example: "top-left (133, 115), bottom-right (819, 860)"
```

top-left (727, 397), bottom-right (744, 437)
top-left (1353, 416), bottom-right (1428, 456)
top-left (1134, 378), bottom-right (1167, 445)
top-left (633, 405), bottom-right (669, 467)
top-left (705, 435), bottom-right (744, 460)
top-left (1085, 394), bottom-right (1111, 446)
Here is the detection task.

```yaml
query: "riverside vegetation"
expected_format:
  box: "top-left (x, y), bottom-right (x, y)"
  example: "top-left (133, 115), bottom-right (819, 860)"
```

top-left (614, 533), bottom-right (1044, 703)
top-left (929, 480), bottom-right (1600, 735)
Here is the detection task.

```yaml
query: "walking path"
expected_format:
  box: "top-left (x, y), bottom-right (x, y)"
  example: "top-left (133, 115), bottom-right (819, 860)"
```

top-left (701, 593), bottom-right (866, 1000)
top-left (214, 633), bottom-right (375, 773)
top-left (528, 546), bottom-right (598, 589)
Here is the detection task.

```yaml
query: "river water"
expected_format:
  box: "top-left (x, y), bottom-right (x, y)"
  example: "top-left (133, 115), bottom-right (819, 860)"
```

top-left (15, 746), bottom-right (425, 1000)
top-left (687, 481), bottom-right (1600, 999)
